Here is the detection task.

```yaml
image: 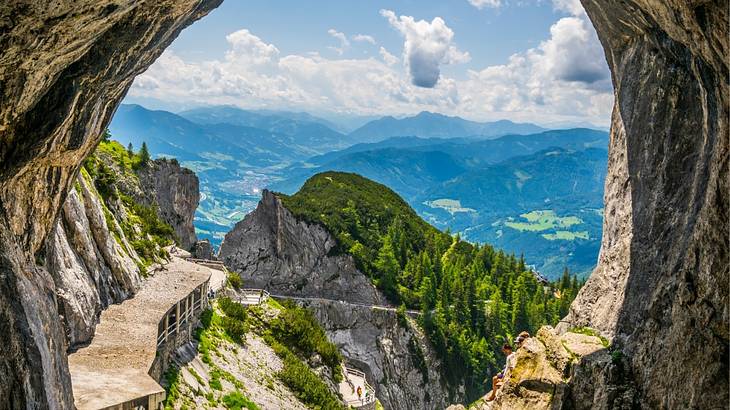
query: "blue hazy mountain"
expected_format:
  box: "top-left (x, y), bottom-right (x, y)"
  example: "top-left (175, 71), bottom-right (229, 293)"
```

top-left (304, 129), bottom-right (607, 169)
top-left (347, 111), bottom-right (546, 143)
top-left (178, 105), bottom-right (349, 150)
top-left (109, 104), bottom-right (318, 165)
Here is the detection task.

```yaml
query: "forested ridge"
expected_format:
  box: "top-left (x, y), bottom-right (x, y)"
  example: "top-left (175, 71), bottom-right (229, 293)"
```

top-left (278, 172), bottom-right (583, 399)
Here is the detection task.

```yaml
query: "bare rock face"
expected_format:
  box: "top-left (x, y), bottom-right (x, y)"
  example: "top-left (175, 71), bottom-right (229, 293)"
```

top-left (563, 0), bottom-right (729, 408)
top-left (0, 1), bottom-right (221, 407)
top-left (137, 158), bottom-right (200, 250)
top-left (302, 300), bottom-right (463, 410)
top-left (191, 239), bottom-right (215, 260)
top-left (219, 190), bottom-right (384, 305)
top-left (46, 174), bottom-right (142, 349)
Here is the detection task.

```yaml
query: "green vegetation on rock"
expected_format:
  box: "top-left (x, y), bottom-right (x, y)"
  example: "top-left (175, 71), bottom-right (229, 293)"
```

top-left (221, 392), bottom-right (259, 410)
top-left (82, 139), bottom-right (175, 266)
top-left (270, 300), bottom-right (343, 382)
top-left (278, 172), bottom-right (583, 400)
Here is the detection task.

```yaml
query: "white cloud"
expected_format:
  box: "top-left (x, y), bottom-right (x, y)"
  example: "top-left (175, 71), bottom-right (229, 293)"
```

top-left (225, 29), bottom-right (279, 65)
top-left (380, 9), bottom-right (470, 88)
top-left (468, 0), bottom-right (501, 9)
top-left (552, 0), bottom-right (585, 16)
top-left (352, 34), bottom-right (377, 44)
top-left (129, 24), bottom-right (612, 127)
top-left (541, 16), bottom-right (609, 86)
top-left (379, 47), bottom-right (399, 66)
top-left (327, 28), bottom-right (350, 55)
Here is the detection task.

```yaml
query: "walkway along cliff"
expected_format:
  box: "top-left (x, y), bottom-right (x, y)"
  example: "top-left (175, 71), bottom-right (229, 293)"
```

top-left (0, 0), bottom-right (727, 408)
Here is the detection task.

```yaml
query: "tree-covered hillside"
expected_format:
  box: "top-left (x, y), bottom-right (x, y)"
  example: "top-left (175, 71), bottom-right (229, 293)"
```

top-left (278, 172), bottom-right (582, 399)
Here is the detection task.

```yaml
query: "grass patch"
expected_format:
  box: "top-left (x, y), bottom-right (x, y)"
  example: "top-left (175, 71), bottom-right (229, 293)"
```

top-left (542, 231), bottom-right (589, 241)
top-left (505, 210), bottom-right (582, 232)
top-left (162, 365), bottom-right (182, 409)
top-left (570, 327), bottom-right (610, 348)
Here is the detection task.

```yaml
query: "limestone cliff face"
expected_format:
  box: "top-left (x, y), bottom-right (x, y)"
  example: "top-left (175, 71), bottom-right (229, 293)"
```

top-left (562, 0), bottom-right (729, 408)
top-left (303, 300), bottom-right (463, 410)
top-left (220, 190), bottom-right (384, 305)
top-left (46, 173), bottom-right (142, 349)
top-left (0, 2), bottom-right (221, 407)
top-left (138, 158), bottom-right (199, 250)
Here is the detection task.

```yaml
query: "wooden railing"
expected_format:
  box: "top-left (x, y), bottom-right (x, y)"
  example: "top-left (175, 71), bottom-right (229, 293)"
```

top-left (344, 366), bottom-right (376, 407)
top-left (156, 281), bottom-right (209, 349)
top-left (234, 289), bottom-right (270, 305)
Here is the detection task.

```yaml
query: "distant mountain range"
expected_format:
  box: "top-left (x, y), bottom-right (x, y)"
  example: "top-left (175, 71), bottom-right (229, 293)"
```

top-left (347, 111), bottom-right (546, 143)
top-left (108, 103), bottom-right (608, 278)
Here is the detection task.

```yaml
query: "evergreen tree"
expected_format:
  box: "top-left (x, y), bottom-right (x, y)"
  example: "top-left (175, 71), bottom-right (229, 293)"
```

top-left (138, 142), bottom-right (150, 166)
top-left (127, 142), bottom-right (134, 157)
top-left (374, 235), bottom-right (400, 301)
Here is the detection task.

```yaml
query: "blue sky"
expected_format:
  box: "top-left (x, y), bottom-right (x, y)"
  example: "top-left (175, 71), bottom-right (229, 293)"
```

top-left (126, 0), bottom-right (613, 127)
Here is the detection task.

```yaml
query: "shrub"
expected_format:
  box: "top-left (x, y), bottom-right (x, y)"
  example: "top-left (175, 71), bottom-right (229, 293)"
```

top-left (271, 301), bottom-right (343, 380)
top-left (268, 338), bottom-right (346, 410)
top-left (227, 271), bottom-right (243, 290)
top-left (222, 316), bottom-right (248, 344)
top-left (218, 298), bottom-right (249, 344)
top-left (222, 392), bottom-right (259, 410)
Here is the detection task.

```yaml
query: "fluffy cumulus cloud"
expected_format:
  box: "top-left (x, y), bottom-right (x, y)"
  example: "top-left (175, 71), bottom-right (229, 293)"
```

top-left (381, 9), bottom-right (470, 88)
top-left (468, 0), bottom-right (502, 9)
top-left (129, 5), bottom-right (612, 127)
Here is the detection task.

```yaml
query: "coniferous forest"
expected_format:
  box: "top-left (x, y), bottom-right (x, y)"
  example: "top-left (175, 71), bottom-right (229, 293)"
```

top-left (279, 171), bottom-right (583, 398)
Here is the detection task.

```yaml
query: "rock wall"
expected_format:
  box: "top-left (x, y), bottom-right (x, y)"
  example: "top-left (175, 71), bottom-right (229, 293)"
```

top-left (46, 173), bottom-right (143, 349)
top-left (562, 0), bottom-right (728, 408)
top-left (0, 1), bottom-right (221, 407)
top-left (138, 158), bottom-right (200, 250)
top-left (302, 300), bottom-right (462, 410)
top-left (220, 190), bottom-right (384, 305)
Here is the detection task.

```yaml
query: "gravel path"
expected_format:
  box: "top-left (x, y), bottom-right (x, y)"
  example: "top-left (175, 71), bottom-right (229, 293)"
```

top-left (68, 257), bottom-right (211, 410)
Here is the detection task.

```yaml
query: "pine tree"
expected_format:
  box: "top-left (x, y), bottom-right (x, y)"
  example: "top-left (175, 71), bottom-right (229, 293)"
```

top-left (127, 142), bottom-right (134, 157)
top-left (138, 142), bottom-right (150, 166)
top-left (374, 235), bottom-right (400, 301)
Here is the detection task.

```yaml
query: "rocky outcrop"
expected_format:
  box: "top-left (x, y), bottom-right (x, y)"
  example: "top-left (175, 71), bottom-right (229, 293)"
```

top-left (220, 190), bottom-right (383, 305)
top-left (138, 158), bottom-right (199, 250)
top-left (47, 174), bottom-right (142, 349)
top-left (191, 239), bottom-right (215, 260)
top-left (470, 327), bottom-right (634, 410)
top-left (561, 1), bottom-right (729, 408)
top-left (0, 1), bottom-right (221, 407)
top-left (302, 300), bottom-right (462, 410)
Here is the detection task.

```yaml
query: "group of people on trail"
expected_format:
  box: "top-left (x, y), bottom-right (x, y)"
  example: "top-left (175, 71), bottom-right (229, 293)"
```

top-left (486, 331), bottom-right (530, 402)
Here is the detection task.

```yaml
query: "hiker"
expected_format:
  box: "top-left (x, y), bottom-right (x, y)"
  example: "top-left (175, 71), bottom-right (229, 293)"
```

top-left (357, 385), bottom-right (363, 404)
top-left (486, 343), bottom-right (515, 401)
